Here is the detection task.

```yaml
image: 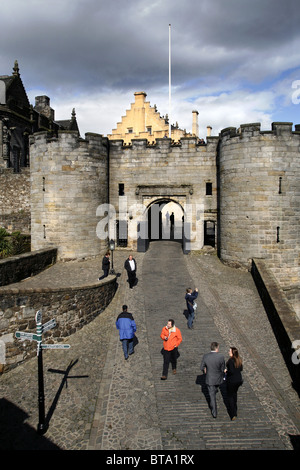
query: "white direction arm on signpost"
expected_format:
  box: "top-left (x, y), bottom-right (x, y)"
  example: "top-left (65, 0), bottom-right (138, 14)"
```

top-left (15, 331), bottom-right (36, 341)
top-left (41, 344), bottom-right (70, 349)
top-left (42, 319), bottom-right (56, 333)
top-left (15, 311), bottom-right (70, 354)
top-left (35, 310), bottom-right (42, 324)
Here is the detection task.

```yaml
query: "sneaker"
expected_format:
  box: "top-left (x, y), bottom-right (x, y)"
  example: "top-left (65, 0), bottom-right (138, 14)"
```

top-left (161, 376), bottom-right (167, 380)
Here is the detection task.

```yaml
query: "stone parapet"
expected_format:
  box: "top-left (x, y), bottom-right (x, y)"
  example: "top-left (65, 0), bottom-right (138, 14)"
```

top-left (0, 247), bottom-right (57, 286)
top-left (0, 275), bottom-right (117, 371)
top-left (251, 258), bottom-right (300, 389)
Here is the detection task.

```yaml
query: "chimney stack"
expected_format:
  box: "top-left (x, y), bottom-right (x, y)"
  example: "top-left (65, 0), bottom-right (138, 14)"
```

top-left (192, 110), bottom-right (199, 137)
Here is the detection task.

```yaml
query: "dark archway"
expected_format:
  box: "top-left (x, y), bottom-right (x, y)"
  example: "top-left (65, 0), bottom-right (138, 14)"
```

top-left (137, 198), bottom-right (191, 253)
top-left (147, 199), bottom-right (184, 242)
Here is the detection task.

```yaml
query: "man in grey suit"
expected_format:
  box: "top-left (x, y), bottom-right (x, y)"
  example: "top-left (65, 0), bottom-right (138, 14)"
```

top-left (200, 342), bottom-right (225, 418)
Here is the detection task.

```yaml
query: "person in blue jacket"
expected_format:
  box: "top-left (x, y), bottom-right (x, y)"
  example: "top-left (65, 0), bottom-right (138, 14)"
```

top-left (185, 287), bottom-right (198, 329)
top-left (116, 305), bottom-right (137, 360)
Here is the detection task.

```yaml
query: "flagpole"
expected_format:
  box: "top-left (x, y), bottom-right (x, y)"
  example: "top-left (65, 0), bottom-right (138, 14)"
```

top-left (169, 24), bottom-right (171, 138)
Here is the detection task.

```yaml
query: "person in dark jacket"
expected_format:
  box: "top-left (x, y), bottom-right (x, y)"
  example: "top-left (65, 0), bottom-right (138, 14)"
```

top-left (185, 287), bottom-right (198, 329)
top-left (98, 252), bottom-right (110, 280)
top-left (225, 347), bottom-right (243, 420)
top-left (116, 305), bottom-right (137, 360)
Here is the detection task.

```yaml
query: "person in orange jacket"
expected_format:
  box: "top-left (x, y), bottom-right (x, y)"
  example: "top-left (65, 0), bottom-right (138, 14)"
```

top-left (160, 319), bottom-right (182, 380)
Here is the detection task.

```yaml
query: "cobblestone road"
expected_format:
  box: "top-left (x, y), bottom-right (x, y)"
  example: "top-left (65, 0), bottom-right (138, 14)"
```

top-left (0, 241), bottom-right (299, 452)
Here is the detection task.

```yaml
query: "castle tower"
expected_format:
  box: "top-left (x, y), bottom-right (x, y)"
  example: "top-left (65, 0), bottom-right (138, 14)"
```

top-left (218, 122), bottom-right (300, 304)
top-left (30, 131), bottom-right (109, 260)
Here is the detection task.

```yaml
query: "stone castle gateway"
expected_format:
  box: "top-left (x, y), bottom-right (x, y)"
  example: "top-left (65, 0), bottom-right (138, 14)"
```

top-left (1, 63), bottom-right (299, 319)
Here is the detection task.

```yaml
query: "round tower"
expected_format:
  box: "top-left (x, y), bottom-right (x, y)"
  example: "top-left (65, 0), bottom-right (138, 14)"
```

top-left (218, 122), bottom-right (300, 285)
top-left (30, 131), bottom-right (108, 260)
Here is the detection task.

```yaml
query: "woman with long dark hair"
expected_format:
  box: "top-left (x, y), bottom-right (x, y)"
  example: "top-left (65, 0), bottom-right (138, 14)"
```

top-left (225, 347), bottom-right (243, 421)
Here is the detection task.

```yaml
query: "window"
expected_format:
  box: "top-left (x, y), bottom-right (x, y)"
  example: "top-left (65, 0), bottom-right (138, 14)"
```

top-left (206, 182), bottom-right (212, 196)
top-left (147, 127), bottom-right (152, 135)
top-left (279, 176), bottom-right (282, 194)
top-left (119, 183), bottom-right (125, 196)
top-left (127, 128), bottom-right (133, 134)
top-left (117, 220), bottom-right (128, 247)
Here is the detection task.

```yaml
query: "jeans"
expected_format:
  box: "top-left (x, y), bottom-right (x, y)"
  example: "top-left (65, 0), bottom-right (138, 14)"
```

top-left (99, 269), bottom-right (109, 279)
top-left (121, 338), bottom-right (134, 359)
top-left (187, 309), bottom-right (194, 328)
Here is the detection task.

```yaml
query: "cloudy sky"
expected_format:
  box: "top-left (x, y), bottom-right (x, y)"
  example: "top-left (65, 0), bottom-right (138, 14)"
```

top-left (1, 0), bottom-right (300, 138)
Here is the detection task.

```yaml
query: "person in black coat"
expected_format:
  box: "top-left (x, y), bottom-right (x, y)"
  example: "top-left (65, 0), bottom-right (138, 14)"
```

top-left (225, 347), bottom-right (243, 420)
top-left (98, 252), bottom-right (110, 280)
top-left (124, 254), bottom-right (137, 288)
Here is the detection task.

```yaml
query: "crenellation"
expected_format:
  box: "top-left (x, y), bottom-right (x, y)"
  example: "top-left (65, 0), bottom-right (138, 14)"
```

top-left (272, 122), bottom-right (293, 135)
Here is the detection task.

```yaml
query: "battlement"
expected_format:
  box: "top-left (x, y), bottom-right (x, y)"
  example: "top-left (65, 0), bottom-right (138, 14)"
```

top-left (220, 122), bottom-right (300, 140)
top-left (108, 135), bottom-right (216, 150)
top-left (29, 130), bottom-right (108, 154)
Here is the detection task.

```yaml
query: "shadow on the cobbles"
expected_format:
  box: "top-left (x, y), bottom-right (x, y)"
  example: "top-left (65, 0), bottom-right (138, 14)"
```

top-left (196, 374), bottom-right (210, 410)
top-left (47, 359), bottom-right (88, 427)
top-left (0, 398), bottom-right (61, 450)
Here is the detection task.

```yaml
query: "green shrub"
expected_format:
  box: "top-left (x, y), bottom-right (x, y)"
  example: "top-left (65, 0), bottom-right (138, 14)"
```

top-left (0, 227), bottom-right (12, 259)
top-left (0, 228), bottom-right (30, 259)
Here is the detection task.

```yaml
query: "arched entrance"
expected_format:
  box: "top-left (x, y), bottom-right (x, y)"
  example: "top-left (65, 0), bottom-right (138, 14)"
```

top-left (147, 199), bottom-right (184, 241)
top-left (137, 198), bottom-right (190, 253)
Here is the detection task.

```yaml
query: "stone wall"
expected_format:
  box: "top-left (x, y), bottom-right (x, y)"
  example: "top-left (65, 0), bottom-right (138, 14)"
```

top-left (109, 136), bottom-right (218, 250)
top-left (29, 131), bottom-right (109, 260)
top-left (0, 276), bottom-right (117, 371)
top-left (0, 248), bottom-right (57, 286)
top-left (251, 258), bottom-right (300, 388)
top-left (0, 168), bottom-right (30, 233)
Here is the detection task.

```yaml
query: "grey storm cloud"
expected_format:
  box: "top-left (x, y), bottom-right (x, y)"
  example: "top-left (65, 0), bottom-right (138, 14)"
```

top-left (1, 0), bottom-right (300, 95)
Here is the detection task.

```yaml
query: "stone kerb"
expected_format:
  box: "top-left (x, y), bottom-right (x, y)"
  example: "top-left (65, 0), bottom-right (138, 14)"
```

top-left (0, 275), bottom-right (117, 372)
